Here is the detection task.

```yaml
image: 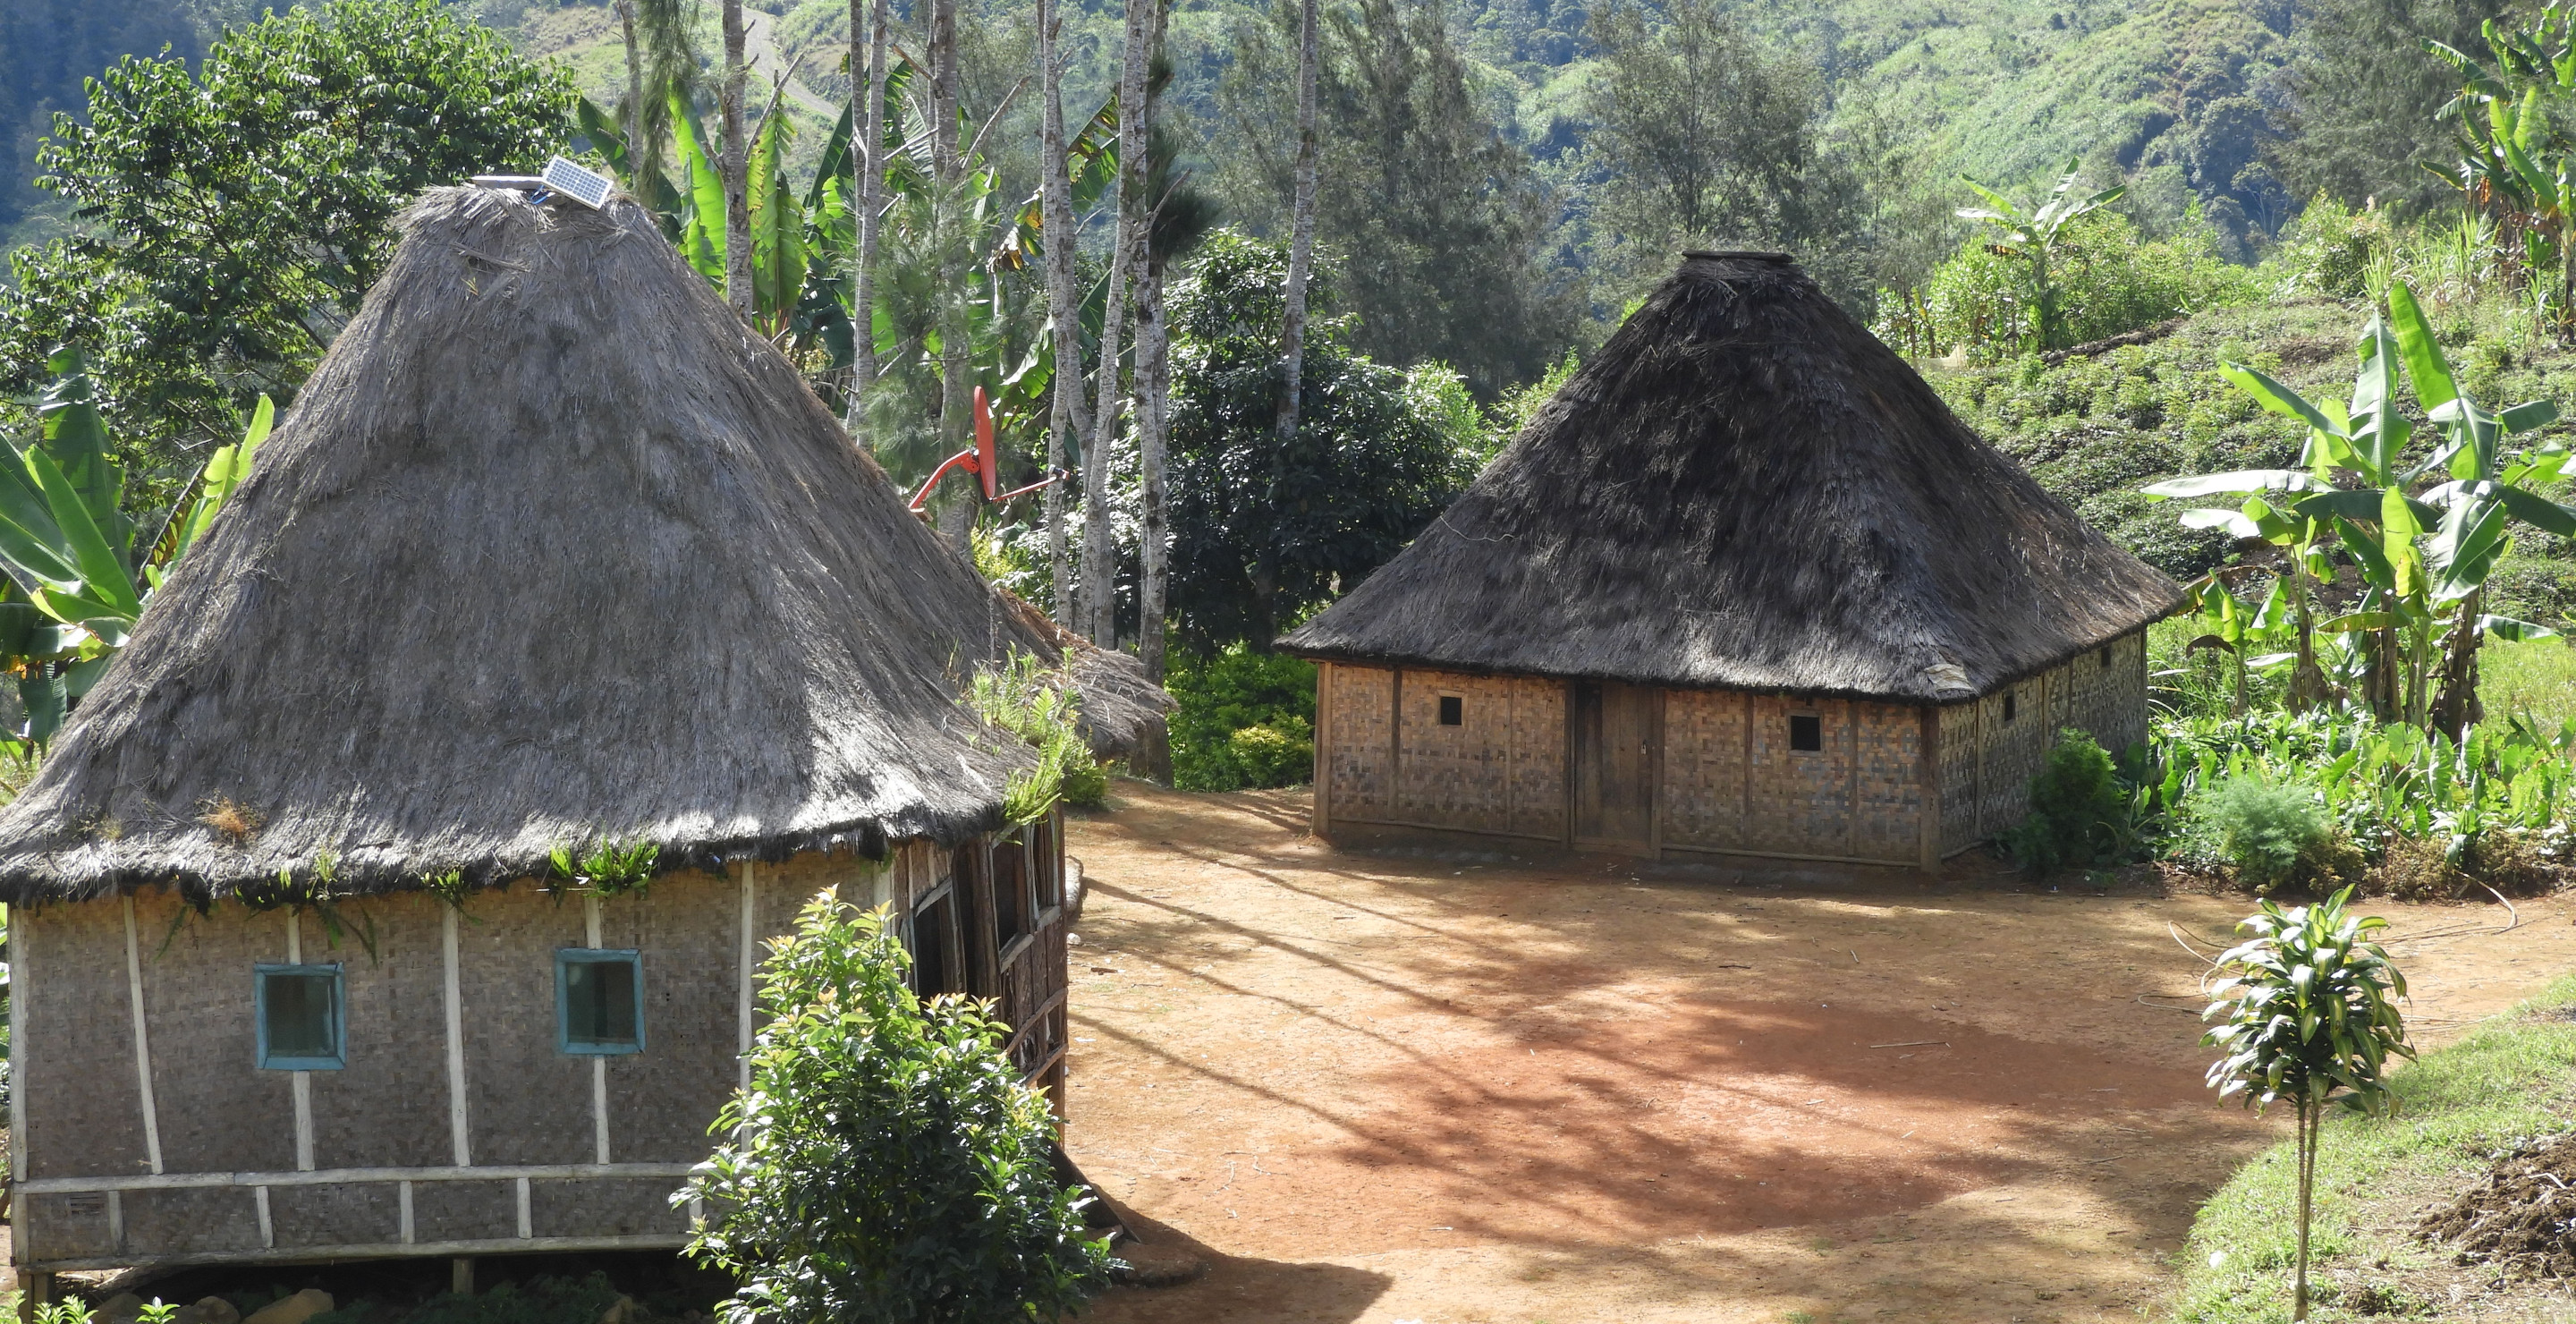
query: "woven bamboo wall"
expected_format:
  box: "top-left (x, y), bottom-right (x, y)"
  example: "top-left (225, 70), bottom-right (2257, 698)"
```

top-left (1936, 702), bottom-right (1982, 854)
top-left (1745, 694), bottom-right (1852, 854)
top-left (1323, 664), bottom-right (1394, 821)
top-left (1506, 679), bottom-right (1567, 840)
top-left (1395, 669), bottom-right (1518, 834)
top-left (13, 830), bottom-right (1054, 1272)
top-left (1852, 702), bottom-right (1926, 861)
top-left (1319, 665), bottom-right (1564, 841)
top-left (1950, 628), bottom-right (2152, 845)
top-left (1660, 689), bottom-right (1750, 850)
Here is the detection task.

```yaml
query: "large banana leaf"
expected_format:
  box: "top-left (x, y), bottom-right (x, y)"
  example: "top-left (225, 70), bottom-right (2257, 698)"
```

top-left (674, 89), bottom-right (727, 280)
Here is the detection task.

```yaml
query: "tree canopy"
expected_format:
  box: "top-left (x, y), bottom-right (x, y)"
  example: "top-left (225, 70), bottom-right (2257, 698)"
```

top-left (0, 0), bottom-right (573, 478)
top-left (1164, 229), bottom-right (1479, 645)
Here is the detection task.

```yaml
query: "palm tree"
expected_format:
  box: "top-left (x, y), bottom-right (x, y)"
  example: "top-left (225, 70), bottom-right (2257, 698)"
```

top-left (1038, 0), bottom-right (1089, 624)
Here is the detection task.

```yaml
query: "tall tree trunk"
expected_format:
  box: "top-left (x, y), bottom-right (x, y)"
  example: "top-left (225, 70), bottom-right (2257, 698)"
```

top-left (1086, 0), bottom-right (1151, 643)
top-left (1258, 0), bottom-right (1321, 645)
top-left (720, 0), bottom-right (752, 315)
top-left (615, 0), bottom-right (646, 176)
top-left (1038, 0), bottom-right (1087, 624)
top-left (845, 0), bottom-right (889, 437)
top-left (1139, 254), bottom-right (1169, 682)
top-left (931, 0), bottom-right (974, 553)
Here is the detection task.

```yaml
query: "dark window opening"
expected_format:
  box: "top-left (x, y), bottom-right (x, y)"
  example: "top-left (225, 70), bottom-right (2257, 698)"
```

top-left (1030, 818), bottom-right (1061, 910)
top-left (911, 888), bottom-right (964, 996)
top-left (2099, 646), bottom-right (2114, 668)
top-left (1437, 695), bottom-right (1463, 726)
top-left (256, 963), bottom-right (344, 1070)
top-left (1788, 713), bottom-right (1822, 751)
top-left (2004, 692), bottom-right (2018, 723)
top-left (995, 835), bottom-right (1031, 939)
top-left (557, 950), bottom-right (644, 1055)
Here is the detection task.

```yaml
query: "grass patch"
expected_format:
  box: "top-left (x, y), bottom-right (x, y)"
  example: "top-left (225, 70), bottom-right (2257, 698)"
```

top-left (2479, 637), bottom-right (2576, 731)
top-left (2171, 972), bottom-right (2576, 1321)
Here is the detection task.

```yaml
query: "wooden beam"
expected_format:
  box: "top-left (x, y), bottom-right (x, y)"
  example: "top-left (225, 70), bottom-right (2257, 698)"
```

top-left (286, 912), bottom-right (313, 1173)
top-left (17, 1161), bottom-right (699, 1197)
top-left (737, 861), bottom-right (757, 1092)
top-left (22, 1234), bottom-right (693, 1276)
top-left (1916, 705), bottom-right (1942, 872)
top-left (122, 896), bottom-right (164, 1175)
top-left (442, 905), bottom-right (470, 1167)
top-left (1312, 662), bottom-right (1333, 839)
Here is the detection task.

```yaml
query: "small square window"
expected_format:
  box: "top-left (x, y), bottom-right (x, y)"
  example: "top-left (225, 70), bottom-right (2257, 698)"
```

top-left (1437, 695), bottom-right (1463, 726)
top-left (2003, 692), bottom-right (2018, 723)
top-left (557, 949), bottom-right (644, 1055)
top-left (2099, 646), bottom-right (2114, 668)
top-left (256, 963), bottom-right (345, 1071)
top-left (1788, 713), bottom-right (1822, 751)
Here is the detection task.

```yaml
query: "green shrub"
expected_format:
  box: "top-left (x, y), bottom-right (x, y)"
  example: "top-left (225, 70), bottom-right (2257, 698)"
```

top-left (679, 892), bottom-right (1112, 1324)
top-left (2257, 194), bottom-right (2394, 301)
top-left (1878, 209), bottom-right (2258, 362)
top-left (2190, 776), bottom-right (2332, 894)
top-left (1167, 644), bottom-right (1317, 791)
top-left (1998, 729), bottom-right (2136, 872)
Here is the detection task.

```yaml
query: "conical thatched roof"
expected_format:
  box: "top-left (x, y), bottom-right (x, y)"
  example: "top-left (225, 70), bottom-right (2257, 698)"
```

top-left (0, 187), bottom-right (1162, 904)
top-left (1281, 251), bottom-right (2183, 700)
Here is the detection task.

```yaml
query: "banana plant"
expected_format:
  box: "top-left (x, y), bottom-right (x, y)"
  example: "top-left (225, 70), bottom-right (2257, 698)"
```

top-left (1956, 156), bottom-right (2127, 353)
top-left (0, 352), bottom-right (271, 746)
top-left (2428, 6), bottom-right (2576, 324)
top-left (2147, 284), bottom-right (2571, 731)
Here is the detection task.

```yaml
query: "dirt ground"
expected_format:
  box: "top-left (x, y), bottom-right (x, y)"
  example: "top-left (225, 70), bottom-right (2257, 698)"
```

top-left (1060, 785), bottom-right (2576, 1324)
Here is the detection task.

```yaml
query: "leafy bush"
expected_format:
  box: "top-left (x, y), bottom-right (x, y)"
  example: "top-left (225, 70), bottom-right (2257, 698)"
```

top-left (679, 891), bottom-right (1112, 1324)
top-left (1877, 209), bottom-right (2259, 362)
top-left (1167, 644), bottom-right (1317, 791)
top-left (1997, 729), bottom-right (2140, 872)
top-left (2188, 776), bottom-right (2334, 894)
top-left (2257, 194), bottom-right (2396, 301)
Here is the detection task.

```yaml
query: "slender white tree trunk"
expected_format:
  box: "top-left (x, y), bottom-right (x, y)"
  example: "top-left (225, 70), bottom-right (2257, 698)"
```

top-left (1136, 0), bottom-right (1172, 680)
top-left (616, 0), bottom-right (646, 176)
top-left (931, 0), bottom-right (975, 553)
top-left (846, 0), bottom-right (890, 437)
top-left (1038, 0), bottom-right (1088, 624)
top-left (1139, 255), bottom-right (1170, 681)
top-left (1276, 0), bottom-right (1321, 446)
top-left (720, 0), bottom-right (752, 314)
top-left (1086, 0), bottom-right (1151, 643)
top-left (1254, 0), bottom-right (1320, 641)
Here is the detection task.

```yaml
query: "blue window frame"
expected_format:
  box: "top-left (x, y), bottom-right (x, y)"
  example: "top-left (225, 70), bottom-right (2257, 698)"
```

top-left (255, 963), bottom-right (346, 1070)
top-left (556, 949), bottom-right (645, 1055)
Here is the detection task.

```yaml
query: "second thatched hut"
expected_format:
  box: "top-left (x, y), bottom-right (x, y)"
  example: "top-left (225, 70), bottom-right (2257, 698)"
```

top-left (1281, 250), bottom-right (2182, 868)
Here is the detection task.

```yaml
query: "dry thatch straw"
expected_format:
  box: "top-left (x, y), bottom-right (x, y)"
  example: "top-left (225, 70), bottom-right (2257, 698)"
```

top-left (1281, 250), bottom-right (2183, 700)
top-left (0, 186), bottom-right (1163, 904)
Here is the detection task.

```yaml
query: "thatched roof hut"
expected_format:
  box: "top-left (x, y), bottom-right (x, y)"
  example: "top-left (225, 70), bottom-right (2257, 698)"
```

top-left (0, 186), bottom-right (1157, 905)
top-left (1284, 250), bottom-right (2181, 700)
top-left (1281, 251), bottom-right (2181, 867)
top-left (3, 187), bottom-right (1127, 1282)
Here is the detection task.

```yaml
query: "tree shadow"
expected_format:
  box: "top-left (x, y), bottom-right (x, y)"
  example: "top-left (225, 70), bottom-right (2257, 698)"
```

top-left (1084, 1201), bottom-right (1392, 1324)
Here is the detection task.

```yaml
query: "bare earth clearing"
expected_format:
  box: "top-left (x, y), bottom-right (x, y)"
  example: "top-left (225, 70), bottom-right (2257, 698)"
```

top-left (1062, 785), bottom-right (2576, 1324)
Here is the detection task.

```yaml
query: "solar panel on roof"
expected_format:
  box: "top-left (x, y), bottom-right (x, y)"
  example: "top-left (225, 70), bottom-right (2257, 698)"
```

top-left (541, 157), bottom-right (615, 209)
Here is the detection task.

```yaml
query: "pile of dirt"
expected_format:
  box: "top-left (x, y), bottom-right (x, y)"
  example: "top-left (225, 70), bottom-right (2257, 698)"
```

top-left (2419, 1133), bottom-right (2576, 1277)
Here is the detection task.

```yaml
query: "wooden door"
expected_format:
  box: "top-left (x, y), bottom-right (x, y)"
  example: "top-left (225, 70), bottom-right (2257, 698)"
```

top-left (1572, 681), bottom-right (1656, 847)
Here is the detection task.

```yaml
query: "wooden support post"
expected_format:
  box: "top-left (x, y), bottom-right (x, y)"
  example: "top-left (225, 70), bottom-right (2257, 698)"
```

top-left (19, 1270), bottom-right (54, 1323)
top-left (450, 1258), bottom-right (473, 1297)
top-left (1917, 704), bottom-right (1943, 873)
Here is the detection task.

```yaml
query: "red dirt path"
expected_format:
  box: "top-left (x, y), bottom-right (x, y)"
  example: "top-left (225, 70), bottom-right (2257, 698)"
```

top-left (1060, 784), bottom-right (2576, 1324)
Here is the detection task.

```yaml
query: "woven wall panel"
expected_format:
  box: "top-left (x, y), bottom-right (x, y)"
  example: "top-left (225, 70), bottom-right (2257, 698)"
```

top-left (1660, 688), bottom-right (1746, 850)
top-left (1325, 665), bottom-right (1394, 819)
top-left (1395, 669), bottom-right (1515, 833)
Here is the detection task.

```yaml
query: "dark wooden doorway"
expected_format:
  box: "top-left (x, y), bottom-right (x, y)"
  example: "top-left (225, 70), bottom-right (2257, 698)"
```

top-left (1572, 681), bottom-right (1656, 848)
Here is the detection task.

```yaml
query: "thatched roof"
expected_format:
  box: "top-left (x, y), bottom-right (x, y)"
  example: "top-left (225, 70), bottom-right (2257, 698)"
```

top-left (1281, 251), bottom-right (2183, 702)
top-left (0, 187), bottom-right (1164, 904)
